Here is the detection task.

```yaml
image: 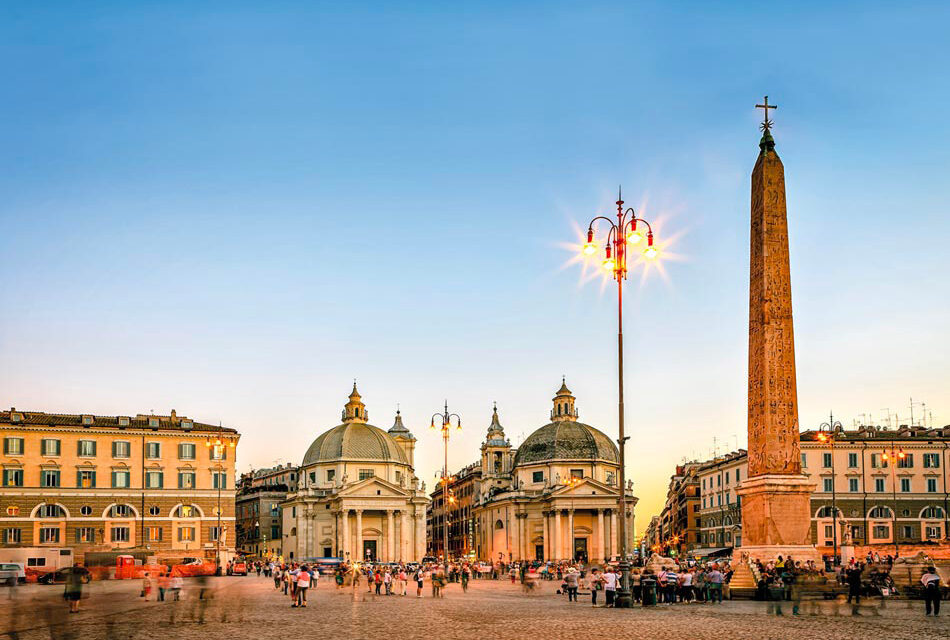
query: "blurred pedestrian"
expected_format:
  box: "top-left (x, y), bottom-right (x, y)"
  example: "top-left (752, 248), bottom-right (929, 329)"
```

top-left (922, 567), bottom-right (941, 616)
top-left (64, 563), bottom-right (86, 613)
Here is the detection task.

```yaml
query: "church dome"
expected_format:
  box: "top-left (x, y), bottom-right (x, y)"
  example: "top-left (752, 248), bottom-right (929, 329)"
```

top-left (301, 383), bottom-right (409, 467)
top-left (512, 380), bottom-right (618, 466)
top-left (302, 422), bottom-right (408, 466)
top-left (513, 420), bottom-right (618, 466)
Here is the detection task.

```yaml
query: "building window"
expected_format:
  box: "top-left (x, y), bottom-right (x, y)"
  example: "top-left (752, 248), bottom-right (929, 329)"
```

top-left (212, 471), bottom-right (227, 489)
top-left (41, 439), bottom-right (61, 457)
top-left (146, 527), bottom-right (163, 542)
top-left (327, 469), bottom-right (336, 482)
top-left (178, 472), bottom-right (196, 489)
top-left (42, 469), bottom-right (61, 488)
top-left (112, 470), bottom-right (130, 488)
top-left (3, 437), bottom-right (24, 455)
top-left (800, 453), bottom-right (807, 468)
top-left (149, 506), bottom-right (160, 516)
top-left (2, 528), bottom-right (21, 544)
top-left (358, 469), bottom-right (374, 481)
top-left (2, 469), bottom-right (23, 487)
top-left (824, 524), bottom-right (834, 538)
top-left (923, 453), bottom-right (940, 468)
top-left (897, 454), bottom-right (914, 469)
top-left (111, 527), bottom-right (130, 542)
top-left (109, 441), bottom-right (130, 458)
top-left (849, 478), bottom-right (859, 492)
top-left (39, 504), bottom-right (64, 518)
top-left (75, 527), bottom-right (96, 543)
top-left (532, 471), bottom-right (544, 483)
top-left (39, 527), bottom-right (61, 544)
top-left (927, 478), bottom-right (938, 493)
top-left (77, 470), bottom-right (96, 488)
top-left (26, 557), bottom-right (46, 567)
top-left (901, 525), bottom-right (913, 539)
top-left (870, 453), bottom-right (887, 468)
top-left (79, 505), bottom-right (92, 516)
top-left (900, 478), bottom-right (911, 492)
top-left (922, 506), bottom-right (944, 519)
top-left (847, 452), bottom-right (858, 468)
top-left (145, 471), bottom-right (163, 489)
top-left (869, 506), bottom-right (892, 519)
top-left (270, 503), bottom-right (279, 517)
top-left (178, 527), bottom-right (195, 542)
top-left (822, 452), bottom-right (832, 468)
top-left (823, 478), bottom-right (833, 492)
top-left (178, 443), bottom-right (196, 460)
top-left (77, 440), bottom-right (96, 457)
top-left (874, 478), bottom-right (885, 492)
top-left (148, 418), bottom-right (159, 428)
top-left (926, 525), bottom-right (941, 539)
top-left (82, 415), bottom-right (94, 425)
top-left (146, 442), bottom-right (161, 459)
top-left (570, 469), bottom-right (584, 479)
top-left (118, 416), bottom-right (130, 427)
top-left (872, 525), bottom-right (890, 539)
top-left (174, 505), bottom-right (197, 518)
top-left (209, 526), bottom-right (223, 541)
top-left (110, 504), bottom-right (133, 518)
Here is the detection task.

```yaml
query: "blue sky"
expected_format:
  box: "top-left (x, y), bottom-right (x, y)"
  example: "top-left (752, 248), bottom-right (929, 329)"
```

top-left (2, 1), bottom-right (948, 529)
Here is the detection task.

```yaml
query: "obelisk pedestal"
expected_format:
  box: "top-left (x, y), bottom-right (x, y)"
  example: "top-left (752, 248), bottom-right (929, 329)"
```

top-left (734, 107), bottom-right (820, 566)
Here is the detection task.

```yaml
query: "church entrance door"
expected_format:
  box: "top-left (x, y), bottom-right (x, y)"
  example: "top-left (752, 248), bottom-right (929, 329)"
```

top-left (363, 540), bottom-right (377, 561)
top-left (573, 537), bottom-right (588, 563)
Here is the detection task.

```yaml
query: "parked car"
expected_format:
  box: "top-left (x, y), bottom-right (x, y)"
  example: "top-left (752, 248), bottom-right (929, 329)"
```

top-left (231, 561), bottom-right (248, 576)
top-left (38, 567), bottom-right (91, 585)
top-left (0, 562), bottom-right (25, 586)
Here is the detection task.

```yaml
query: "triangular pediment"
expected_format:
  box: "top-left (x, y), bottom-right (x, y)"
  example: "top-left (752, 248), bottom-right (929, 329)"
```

top-left (337, 476), bottom-right (410, 498)
top-left (550, 477), bottom-right (617, 498)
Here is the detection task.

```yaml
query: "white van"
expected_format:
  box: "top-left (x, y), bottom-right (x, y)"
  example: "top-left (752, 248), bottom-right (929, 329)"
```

top-left (0, 562), bottom-right (26, 585)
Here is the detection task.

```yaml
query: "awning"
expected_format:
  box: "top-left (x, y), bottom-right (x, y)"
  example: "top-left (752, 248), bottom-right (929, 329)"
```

top-left (688, 547), bottom-right (732, 557)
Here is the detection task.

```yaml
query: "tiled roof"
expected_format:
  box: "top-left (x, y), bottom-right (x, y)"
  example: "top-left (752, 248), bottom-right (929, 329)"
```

top-left (0, 409), bottom-right (238, 434)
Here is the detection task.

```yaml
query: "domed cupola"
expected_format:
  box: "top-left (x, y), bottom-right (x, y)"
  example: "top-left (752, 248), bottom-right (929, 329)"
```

top-left (485, 403), bottom-right (507, 446)
top-left (342, 381), bottom-right (368, 423)
top-left (550, 377), bottom-right (578, 422)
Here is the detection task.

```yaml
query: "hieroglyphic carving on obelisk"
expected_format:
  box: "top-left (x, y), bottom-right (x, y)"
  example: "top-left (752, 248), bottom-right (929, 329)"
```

top-left (747, 97), bottom-right (801, 478)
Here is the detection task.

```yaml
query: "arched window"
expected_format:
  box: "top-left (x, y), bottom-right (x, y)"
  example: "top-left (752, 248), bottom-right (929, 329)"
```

top-left (495, 520), bottom-right (504, 530)
top-left (173, 504), bottom-right (202, 518)
top-left (110, 504), bottom-right (135, 518)
top-left (723, 516), bottom-right (733, 526)
top-left (869, 506), bottom-right (893, 519)
top-left (38, 504), bottom-right (64, 518)
top-left (290, 527), bottom-right (297, 536)
top-left (921, 506), bottom-right (945, 519)
top-left (817, 506), bottom-right (842, 518)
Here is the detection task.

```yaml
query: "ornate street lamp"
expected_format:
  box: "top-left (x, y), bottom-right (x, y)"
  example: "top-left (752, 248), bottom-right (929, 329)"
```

top-left (431, 402), bottom-right (461, 570)
top-left (881, 442), bottom-right (906, 558)
top-left (817, 413), bottom-right (843, 566)
top-left (577, 188), bottom-right (660, 608)
top-left (206, 436), bottom-right (234, 575)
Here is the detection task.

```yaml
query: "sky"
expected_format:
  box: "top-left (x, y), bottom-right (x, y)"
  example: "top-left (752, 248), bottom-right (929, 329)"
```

top-left (2, 1), bottom-right (949, 533)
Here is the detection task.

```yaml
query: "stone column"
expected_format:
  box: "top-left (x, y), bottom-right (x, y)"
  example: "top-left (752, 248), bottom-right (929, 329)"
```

top-left (554, 510), bottom-right (562, 560)
top-left (567, 509), bottom-right (575, 561)
top-left (519, 514), bottom-right (527, 560)
top-left (610, 510), bottom-right (618, 557)
top-left (541, 512), bottom-right (549, 560)
top-left (386, 510), bottom-right (395, 562)
top-left (401, 511), bottom-right (410, 562)
top-left (355, 510), bottom-right (363, 561)
top-left (596, 509), bottom-right (605, 561)
top-left (415, 512), bottom-right (425, 561)
top-left (341, 508), bottom-right (350, 560)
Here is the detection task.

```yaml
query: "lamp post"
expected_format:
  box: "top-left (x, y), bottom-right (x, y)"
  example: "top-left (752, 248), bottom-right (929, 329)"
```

top-left (881, 442), bottom-right (906, 558)
top-left (817, 412), bottom-right (843, 566)
top-left (206, 435), bottom-right (234, 575)
top-left (577, 188), bottom-right (660, 608)
top-left (431, 402), bottom-right (461, 571)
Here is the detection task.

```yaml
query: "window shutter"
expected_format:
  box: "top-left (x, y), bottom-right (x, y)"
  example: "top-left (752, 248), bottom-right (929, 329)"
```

top-left (91, 441), bottom-right (96, 456)
top-left (158, 472), bottom-right (164, 489)
top-left (2, 439), bottom-right (7, 455)
top-left (112, 441), bottom-right (117, 457)
top-left (77, 440), bottom-right (83, 456)
top-left (178, 443), bottom-right (184, 459)
top-left (76, 470), bottom-right (82, 487)
top-left (91, 471), bottom-right (96, 488)
top-left (111, 471), bottom-right (117, 488)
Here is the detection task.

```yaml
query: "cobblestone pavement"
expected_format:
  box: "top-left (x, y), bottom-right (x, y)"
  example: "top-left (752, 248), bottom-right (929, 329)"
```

top-left (2, 575), bottom-right (947, 640)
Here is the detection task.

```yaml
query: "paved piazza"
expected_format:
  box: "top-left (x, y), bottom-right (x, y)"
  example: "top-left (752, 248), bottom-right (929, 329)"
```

top-left (2, 576), bottom-right (947, 640)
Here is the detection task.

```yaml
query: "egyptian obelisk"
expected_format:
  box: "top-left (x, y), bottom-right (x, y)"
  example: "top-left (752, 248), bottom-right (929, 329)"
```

top-left (735, 98), bottom-right (819, 563)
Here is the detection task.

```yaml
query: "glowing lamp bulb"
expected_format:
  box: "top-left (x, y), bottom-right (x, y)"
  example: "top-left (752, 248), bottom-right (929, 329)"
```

top-left (602, 257), bottom-right (616, 271)
top-left (643, 245), bottom-right (658, 260)
top-left (583, 242), bottom-right (597, 255)
top-left (626, 228), bottom-right (644, 245)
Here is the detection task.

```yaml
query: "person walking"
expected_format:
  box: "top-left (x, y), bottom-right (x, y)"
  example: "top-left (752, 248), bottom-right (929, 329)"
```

top-left (707, 566), bottom-right (724, 604)
top-left (294, 565), bottom-right (311, 608)
top-left (589, 568), bottom-right (604, 607)
top-left (157, 571), bottom-right (169, 602)
top-left (603, 566), bottom-right (618, 608)
top-left (397, 566), bottom-right (408, 596)
top-left (846, 564), bottom-right (862, 609)
top-left (564, 568), bottom-right (579, 602)
top-left (64, 563), bottom-right (86, 613)
top-left (414, 566), bottom-right (425, 598)
top-left (921, 567), bottom-right (941, 616)
top-left (460, 564), bottom-right (470, 593)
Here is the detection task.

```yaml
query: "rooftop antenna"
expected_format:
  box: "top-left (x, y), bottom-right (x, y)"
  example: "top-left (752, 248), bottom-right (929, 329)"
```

top-left (732, 434), bottom-right (739, 452)
top-left (881, 409), bottom-right (892, 429)
top-left (921, 402), bottom-right (927, 427)
top-left (712, 436), bottom-right (719, 459)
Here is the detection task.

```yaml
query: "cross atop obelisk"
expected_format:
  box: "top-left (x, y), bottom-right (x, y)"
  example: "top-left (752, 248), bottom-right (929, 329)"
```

top-left (755, 95), bottom-right (777, 131)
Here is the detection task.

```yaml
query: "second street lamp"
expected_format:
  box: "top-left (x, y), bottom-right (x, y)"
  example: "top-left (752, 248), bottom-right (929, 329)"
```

top-left (881, 442), bottom-right (906, 558)
top-left (817, 412), bottom-right (842, 566)
top-left (577, 187), bottom-right (660, 608)
top-left (431, 402), bottom-right (461, 571)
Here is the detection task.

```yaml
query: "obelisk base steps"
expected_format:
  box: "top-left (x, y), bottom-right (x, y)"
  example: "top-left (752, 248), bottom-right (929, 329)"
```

top-left (736, 473), bottom-right (820, 563)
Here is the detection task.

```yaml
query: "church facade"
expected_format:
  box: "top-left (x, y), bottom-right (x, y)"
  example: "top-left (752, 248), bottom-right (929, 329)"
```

top-left (281, 385), bottom-right (428, 563)
top-left (468, 382), bottom-right (637, 563)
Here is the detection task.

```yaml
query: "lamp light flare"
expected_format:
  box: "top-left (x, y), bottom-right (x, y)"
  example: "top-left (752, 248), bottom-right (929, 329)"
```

top-left (626, 228), bottom-right (644, 246)
top-left (602, 257), bottom-right (616, 271)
